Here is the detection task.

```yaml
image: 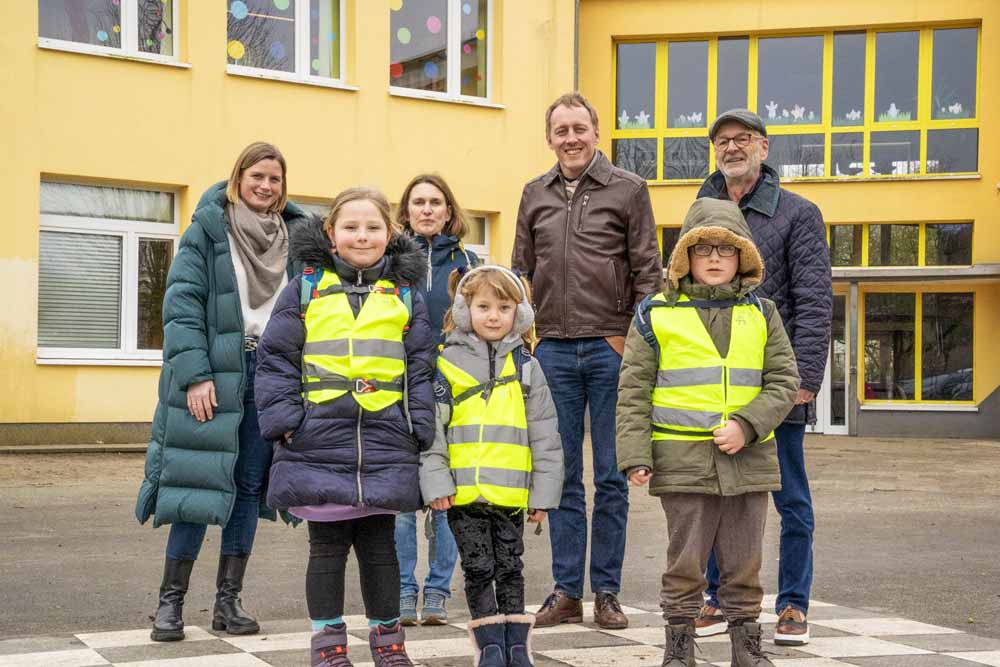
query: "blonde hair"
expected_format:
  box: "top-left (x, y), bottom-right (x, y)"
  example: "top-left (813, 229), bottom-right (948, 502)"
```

top-left (443, 267), bottom-right (535, 348)
top-left (396, 173), bottom-right (472, 239)
top-left (323, 187), bottom-right (403, 239)
top-left (226, 142), bottom-right (288, 214)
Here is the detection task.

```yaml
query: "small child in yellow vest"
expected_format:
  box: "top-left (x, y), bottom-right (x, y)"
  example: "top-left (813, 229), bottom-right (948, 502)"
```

top-left (615, 198), bottom-right (799, 667)
top-left (419, 265), bottom-right (564, 667)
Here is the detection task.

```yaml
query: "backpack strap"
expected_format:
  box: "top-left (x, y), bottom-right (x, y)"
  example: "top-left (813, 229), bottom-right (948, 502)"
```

top-left (299, 266), bottom-right (323, 319)
top-left (514, 345), bottom-right (532, 398)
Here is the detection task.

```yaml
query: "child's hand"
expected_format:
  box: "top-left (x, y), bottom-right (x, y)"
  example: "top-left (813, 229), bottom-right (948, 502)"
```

top-left (628, 467), bottom-right (652, 486)
top-left (527, 509), bottom-right (546, 523)
top-left (283, 431), bottom-right (293, 444)
top-left (428, 496), bottom-right (455, 511)
top-left (714, 419), bottom-right (746, 455)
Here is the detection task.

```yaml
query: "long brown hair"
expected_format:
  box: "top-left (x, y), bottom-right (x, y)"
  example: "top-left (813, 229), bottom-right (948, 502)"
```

top-left (226, 142), bottom-right (288, 213)
top-left (396, 173), bottom-right (471, 239)
top-left (323, 187), bottom-right (403, 239)
top-left (443, 267), bottom-right (535, 348)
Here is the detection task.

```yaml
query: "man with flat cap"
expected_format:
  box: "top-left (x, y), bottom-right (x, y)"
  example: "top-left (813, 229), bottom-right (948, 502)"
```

top-left (692, 109), bottom-right (832, 647)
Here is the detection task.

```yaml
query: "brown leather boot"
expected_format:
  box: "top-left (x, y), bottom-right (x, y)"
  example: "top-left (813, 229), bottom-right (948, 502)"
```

top-left (594, 592), bottom-right (629, 629)
top-left (533, 591), bottom-right (583, 627)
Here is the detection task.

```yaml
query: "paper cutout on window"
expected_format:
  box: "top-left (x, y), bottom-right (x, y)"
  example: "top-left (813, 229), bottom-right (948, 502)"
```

top-left (228, 40), bottom-right (246, 60)
top-left (427, 16), bottom-right (442, 34)
top-left (397, 27), bottom-right (412, 45)
top-left (230, 1), bottom-right (249, 20)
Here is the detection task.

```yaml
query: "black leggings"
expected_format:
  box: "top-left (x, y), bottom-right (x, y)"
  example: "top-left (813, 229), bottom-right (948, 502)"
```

top-left (448, 504), bottom-right (525, 619)
top-left (306, 514), bottom-right (400, 621)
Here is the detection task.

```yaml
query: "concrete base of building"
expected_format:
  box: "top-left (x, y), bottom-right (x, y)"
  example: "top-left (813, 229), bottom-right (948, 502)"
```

top-left (0, 422), bottom-right (151, 447)
top-left (856, 385), bottom-right (1000, 439)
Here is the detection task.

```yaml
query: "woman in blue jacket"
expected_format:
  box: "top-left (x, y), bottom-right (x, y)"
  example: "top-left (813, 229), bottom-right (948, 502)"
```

top-left (393, 173), bottom-right (480, 626)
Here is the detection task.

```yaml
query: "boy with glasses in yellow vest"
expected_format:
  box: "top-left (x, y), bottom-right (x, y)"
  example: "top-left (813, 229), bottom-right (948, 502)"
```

top-left (616, 198), bottom-right (799, 667)
top-left (420, 265), bottom-right (564, 667)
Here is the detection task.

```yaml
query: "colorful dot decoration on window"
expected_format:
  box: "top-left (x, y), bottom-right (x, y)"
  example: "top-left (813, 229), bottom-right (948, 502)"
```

top-left (397, 27), bottom-right (412, 45)
top-left (424, 61), bottom-right (440, 80)
top-left (270, 41), bottom-right (286, 60)
top-left (390, 0), bottom-right (403, 10)
top-left (230, 1), bottom-right (249, 20)
top-left (390, 62), bottom-right (404, 78)
top-left (228, 40), bottom-right (246, 60)
top-left (463, 43), bottom-right (472, 54)
top-left (312, 59), bottom-right (321, 72)
top-left (476, 29), bottom-right (485, 41)
top-left (97, 30), bottom-right (109, 42)
top-left (113, 25), bottom-right (121, 33)
top-left (274, 0), bottom-right (290, 9)
top-left (462, 3), bottom-right (472, 15)
top-left (426, 15), bottom-right (442, 34)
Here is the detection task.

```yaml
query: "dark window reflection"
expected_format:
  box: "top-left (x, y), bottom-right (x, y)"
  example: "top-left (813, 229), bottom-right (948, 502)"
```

top-left (661, 227), bottom-right (681, 268)
top-left (829, 225), bottom-right (862, 266)
top-left (764, 134), bottom-right (824, 178)
top-left (717, 37), bottom-right (749, 113)
top-left (831, 295), bottom-right (847, 425)
top-left (757, 35), bottom-right (823, 125)
top-left (927, 129), bottom-right (978, 174)
top-left (925, 223), bottom-right (973, 266)
top-left (932, 28), bottom-right (977, 119)
top-left (871, 131), bottom-right (920, 176)
top-left (875, 31), bottom-right (919, 122)
top-left (832, 32), bottom-right (866, 126)
top-left (831, 132), bottom-right (864, 177)
top-left (922, 293), bottom-right (973, 401)
top-left (227, 0), bottom-right (296, 72)
top-left (869, 224), bottom-right (918, 266)
top-left (864, 293), bottom-right (915, 401)
top-left (39, 0), bottom-right (121, 48)
top-left (616, 43), bottom-right (656, 129)
top-left (663, 138), bottom-right (708, 180)
top-left (668, 41), bottom-right (708, 128)
top-left (613, 138), bottom-right (657, 180)
top-left (137, 239), bottom-right (173, 350)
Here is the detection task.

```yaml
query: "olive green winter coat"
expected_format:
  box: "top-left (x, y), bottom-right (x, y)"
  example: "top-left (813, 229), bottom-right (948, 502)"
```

top-left (615, 198), bottom-right (799, 496)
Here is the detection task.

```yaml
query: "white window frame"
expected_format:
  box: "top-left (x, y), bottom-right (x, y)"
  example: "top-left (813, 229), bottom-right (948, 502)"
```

top-left (37, 185), bottom-right (180, 366)
top-left (227, 0), bottom-right (352, 90)
top-left (389, 0), bottom-right (494, 105)
top-left (464, 212), bottom-right (491, 264)
top-left (37, 0), bottom-right (182, 65)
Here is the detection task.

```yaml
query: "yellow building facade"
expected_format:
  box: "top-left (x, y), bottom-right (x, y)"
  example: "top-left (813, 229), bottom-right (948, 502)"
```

top-left (0, 0), bottom-right (574, 444)
top-left (580, 0), bottom-right (1000, 437)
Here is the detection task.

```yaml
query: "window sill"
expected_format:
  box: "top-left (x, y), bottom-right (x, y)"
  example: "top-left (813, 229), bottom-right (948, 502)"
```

top-left (226, 65), bottom-right (359, 91)
top-left (646, 173), bottom-right (981, 187)
top-left (389, 87), bottom-right (504, 109)
top-left (860, 403), bottom-right (978, 412)
top-left (37, 356), bottom-right (162, 367)
top-left (38, 39), bottom-right (191, 68)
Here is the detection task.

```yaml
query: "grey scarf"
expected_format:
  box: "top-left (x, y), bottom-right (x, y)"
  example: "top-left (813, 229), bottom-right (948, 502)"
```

top-left (227, 199), bottom-right (289, 308)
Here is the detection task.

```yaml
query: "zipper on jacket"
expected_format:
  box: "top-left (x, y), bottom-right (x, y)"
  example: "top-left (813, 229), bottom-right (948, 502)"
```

top-left (426, 243), bottom-right (433, 290)
top-left (562, 197), bottom-right (572, 337)
top-left (610, 260), bottom-right (623, 314)
top-left (356, 407), bottom-right (364, 505)
top-left (577, 193), bottom-right (590, 231)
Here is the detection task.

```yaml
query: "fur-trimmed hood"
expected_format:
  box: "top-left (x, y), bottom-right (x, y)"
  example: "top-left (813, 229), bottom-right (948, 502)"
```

top-left (667, 197), bottom-right (765, 292)
top-left (289, 215), bottom-right (425, 285)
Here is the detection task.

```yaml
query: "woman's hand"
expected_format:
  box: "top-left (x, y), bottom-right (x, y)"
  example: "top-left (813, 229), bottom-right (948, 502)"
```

top-left (527, 509), bottom-right (547, 523)
top-left (429, 495), bottom-right (455, 511)
top-left (186, 380), bottom-right (217, 422)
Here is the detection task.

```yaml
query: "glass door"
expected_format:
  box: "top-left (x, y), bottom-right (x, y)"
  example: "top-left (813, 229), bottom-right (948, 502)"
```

top-left (808, 294), bottom-right (849, 434)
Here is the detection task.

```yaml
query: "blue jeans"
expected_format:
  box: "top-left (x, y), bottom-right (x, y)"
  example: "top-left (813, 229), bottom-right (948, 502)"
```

top-left (394, 509), bottom-right (458, 598)
top-left (705, 422), bottom-right (814, 614)
top-left (535, 337), bottom-right (629, 598)
top-left (165, 351), bottom-right (271, 561)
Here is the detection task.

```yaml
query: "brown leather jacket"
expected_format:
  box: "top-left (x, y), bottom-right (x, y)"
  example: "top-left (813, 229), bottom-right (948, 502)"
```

top-left (511, 151), bottom-right (662, 339)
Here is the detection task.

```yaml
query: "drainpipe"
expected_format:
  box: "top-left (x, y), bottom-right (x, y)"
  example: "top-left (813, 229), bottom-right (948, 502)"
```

top-left (574, 0), bottom-right (580, 90)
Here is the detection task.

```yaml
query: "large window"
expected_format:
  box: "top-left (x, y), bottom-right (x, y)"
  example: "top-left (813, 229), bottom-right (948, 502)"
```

top-left (38, 0), bottom-right (178, 61)
top-left (863, 291), bottom-right (973, 403)
top-left (228, 0), bottom-right (344, 83)
top-left (828, 222), bottom-right (972, 267)
top-left (612, 26), bottom-right (980, 182)
top-left (38, 183), bottom-right (177, 363)
top-left (389, 0), bottom-right (491, 101)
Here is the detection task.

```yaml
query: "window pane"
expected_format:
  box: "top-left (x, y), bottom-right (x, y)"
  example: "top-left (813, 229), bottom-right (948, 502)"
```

top-left (757, 35), bottom-right (823, 125)
top-left (764, 134), bottom-right (824, 178)
top-left (309, 0), bottom-right (340, 78)
top-left (927, 129), bottom-right (978, 174)
top-left (870, 130), bottom-right (920, 175)
top-left (831, 295), bottom-right (847, 425)
top-left (716, 37), bottom-right (748, 113)
top-left (139, 0), bottom-right (173, 56)
top-left (829, 225), bottom-right (862, 266)
top-left (922, 293), bottom-right (973, 401)
top-left (460, 0), bottom-right (488, 97)
top-left (933, 28), bottom-right (977, 119)
top-left (832, 32), bottom-right (865, 125)
top-left (137, 239), bottom-right (173, 350)
top-left (612, 139), bottom-right (656, 180)
top-left (39, 0), bottom-right (121, 48)
top-left (663, 138), bottom-right (708, 180)
top-left (389, 0), bottom-right (448, 92)
top-left (40, 183), bottom-right (173, 223)
top-left (864, 293), bottom-right (915, 401)
top-left (925, 223), bottom-right (972, 266)
top-left (661, 227), bottom-right (681, 268)
top-left (465, 216), bottom-right (487, 246)
top-left (668, 41), bottom-right (707, 128)
top-left (38, 231), bottom-right (122, 349)
top-left (615, 43), bottom-right (656, 129)
top-left (228, 0), bottom-right (296, 72)
top-left (831, 132), bottom-right (864, 177)
top-left (875, 31), bottom-right (918, 122)
top-left (868, 224), bottom-right (918, 266)
top-left (290, 200), bottom-right (332, 221)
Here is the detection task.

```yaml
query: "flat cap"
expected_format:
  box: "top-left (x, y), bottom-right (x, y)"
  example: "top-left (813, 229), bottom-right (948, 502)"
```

top-left (709, 108), bottom-right (768, 140)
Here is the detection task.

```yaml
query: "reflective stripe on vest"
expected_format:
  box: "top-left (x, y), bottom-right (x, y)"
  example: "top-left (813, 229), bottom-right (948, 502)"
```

top-left (649, 293), bottom-right (771, 442)
top-left (301, 271), bottom-right (409, 412)
top-left (439, 350), bottom-right (531, 508)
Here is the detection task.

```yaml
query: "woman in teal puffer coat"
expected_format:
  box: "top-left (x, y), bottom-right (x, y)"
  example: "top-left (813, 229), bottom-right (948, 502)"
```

top-left (135, 142), bottom-right (310, 642)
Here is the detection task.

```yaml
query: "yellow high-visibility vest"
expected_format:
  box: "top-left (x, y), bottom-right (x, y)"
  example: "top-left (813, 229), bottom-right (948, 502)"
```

top-left (301, 271), bottom-right (409, 413)
top-left (648, 293), bottom-right (771, 442)
top-left (438, 349), bottom-right (531, 508)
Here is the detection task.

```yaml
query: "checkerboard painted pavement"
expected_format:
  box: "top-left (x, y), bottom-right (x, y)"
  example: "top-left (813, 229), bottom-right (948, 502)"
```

top-left (4, 596), bottom-right (1000, 666)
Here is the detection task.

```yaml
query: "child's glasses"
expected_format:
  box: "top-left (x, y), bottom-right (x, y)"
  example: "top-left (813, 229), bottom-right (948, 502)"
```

top-left (691, 244), bottom-right (739, 258)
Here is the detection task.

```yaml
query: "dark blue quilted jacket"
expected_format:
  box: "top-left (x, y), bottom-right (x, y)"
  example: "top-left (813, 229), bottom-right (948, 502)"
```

top-left (255, 221), bottom-right (436, 513)
top-left (409, 233), bottom-right (479, 344)
top-left (697, 164), bottom-right (832, 424)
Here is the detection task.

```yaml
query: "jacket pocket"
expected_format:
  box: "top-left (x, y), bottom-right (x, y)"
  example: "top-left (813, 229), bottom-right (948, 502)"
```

top-left (608, 260), bottom-right (624, 314)
top-left (285, 401), bottom-right (314, 451)
top-left (652, 439), bottom-right (714, 477)
top-left (735, 438), bottom-right (780, 480)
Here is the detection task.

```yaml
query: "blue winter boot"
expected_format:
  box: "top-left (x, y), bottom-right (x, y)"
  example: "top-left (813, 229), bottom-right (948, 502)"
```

top-left (468, 614), bottom-right (507, 667)
top-left (504, 614), bottom-right (535, 666)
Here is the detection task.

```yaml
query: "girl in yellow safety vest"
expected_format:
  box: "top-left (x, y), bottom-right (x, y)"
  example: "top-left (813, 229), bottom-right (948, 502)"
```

top-left (420, 265), bottom-right (564, 667)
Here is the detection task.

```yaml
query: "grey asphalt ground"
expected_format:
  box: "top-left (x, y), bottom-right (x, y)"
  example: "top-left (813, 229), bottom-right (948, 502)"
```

top-left (1, 434), bottom-right (998, 641)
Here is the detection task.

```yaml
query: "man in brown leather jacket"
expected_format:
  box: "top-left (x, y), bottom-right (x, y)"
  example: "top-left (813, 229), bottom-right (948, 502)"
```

top-left (512, 92), bottom-right (661, 630)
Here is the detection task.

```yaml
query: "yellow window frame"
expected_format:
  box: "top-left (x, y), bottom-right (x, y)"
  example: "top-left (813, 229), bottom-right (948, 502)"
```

top-left (826, 221), bottom-right (974, 268)
top-left (610, 24), bottom-right (981, 184)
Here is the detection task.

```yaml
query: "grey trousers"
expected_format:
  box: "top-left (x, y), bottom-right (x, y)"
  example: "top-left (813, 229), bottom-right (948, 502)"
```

top-left (659, 492), bottom-right (768, 622)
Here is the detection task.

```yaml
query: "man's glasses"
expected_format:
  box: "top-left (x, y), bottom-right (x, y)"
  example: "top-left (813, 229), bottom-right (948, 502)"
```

top-left (691, 244), bottom-right (739, 257)
top-left (712, 132), bottom-right (762, 151)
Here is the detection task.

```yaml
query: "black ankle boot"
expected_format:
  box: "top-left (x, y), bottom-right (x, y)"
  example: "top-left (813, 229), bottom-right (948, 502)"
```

top-left (151, 557), bottom-right (195, 642)
top-left (212, 554), bottom-right (260, 635)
